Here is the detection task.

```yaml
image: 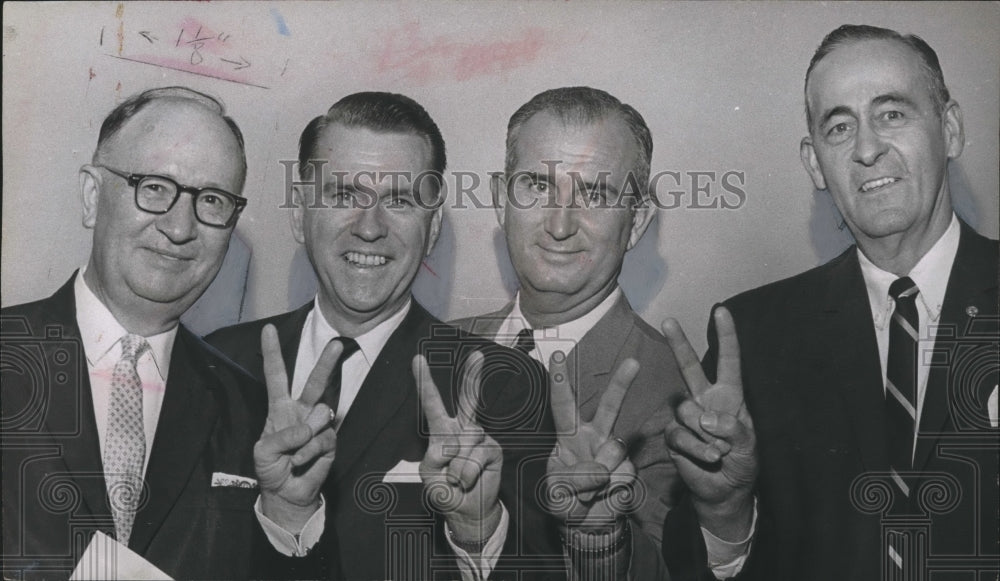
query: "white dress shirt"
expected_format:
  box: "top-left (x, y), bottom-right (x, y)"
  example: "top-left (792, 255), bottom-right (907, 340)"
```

top-left (290, 297), bottom-right (411, 423)
top-left (75, 268), bottom-right (175, 476)
top-left (496, 287), bottom-right (622, 370)
top-left (259, 297), bottom-right (508, 579)
top-left (859, 213), bottom-right (961, 451)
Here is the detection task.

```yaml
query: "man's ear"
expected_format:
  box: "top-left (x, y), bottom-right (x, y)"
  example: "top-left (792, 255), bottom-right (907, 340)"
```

top-left (942, 100), bottom-right (965, 160)
top-left (426, 205), bottom-right (443, 257)
top-left (800, 136), bottom-right (828, 191)
top-left (627, 196), bottom-right (656, 250)
top-left (80, 165), bottom-right (102, 229)
top-left (491, 172), bottom-right (506, 227)
top-left (290, 186), bottom-right (306, 244)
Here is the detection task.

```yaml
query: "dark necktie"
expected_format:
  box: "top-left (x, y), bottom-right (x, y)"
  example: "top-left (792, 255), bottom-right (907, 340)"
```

top-left (513, 328), bottom-right (536, 355)
top-left (322, 337), bottom-right (361, 417)
top-left (885, 277), bottom-right (919, 574)
top-left (886, 277), bottom-right (920, 477)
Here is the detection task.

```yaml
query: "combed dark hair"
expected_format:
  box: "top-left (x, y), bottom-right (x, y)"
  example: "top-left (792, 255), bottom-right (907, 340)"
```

top-left (805, 24), bottom-right (951, 129)
top-left (94, 86), bottom-right (246, 175)
top-left (505, 86), bottom-right (653, 198)
top-left (298, 92), bottom-right (446, 181)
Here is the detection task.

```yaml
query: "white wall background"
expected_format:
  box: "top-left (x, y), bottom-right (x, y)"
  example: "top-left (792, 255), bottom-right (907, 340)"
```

top-left (3, 1), bottom-right (998, 353)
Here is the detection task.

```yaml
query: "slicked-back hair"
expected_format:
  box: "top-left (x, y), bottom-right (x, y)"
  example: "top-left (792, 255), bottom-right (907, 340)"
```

top-left (94, 86), bottom-right (247, 176)
top-left (505, 86), bottom-right (653, 199)
top-left (298, 92), bottom-right (446, 182)
top-left (805, 24), bottom-right (952, 130)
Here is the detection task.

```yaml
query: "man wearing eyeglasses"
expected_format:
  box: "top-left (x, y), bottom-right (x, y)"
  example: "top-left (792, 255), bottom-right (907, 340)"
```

top-left (0, 86), bottom-right (302, 579)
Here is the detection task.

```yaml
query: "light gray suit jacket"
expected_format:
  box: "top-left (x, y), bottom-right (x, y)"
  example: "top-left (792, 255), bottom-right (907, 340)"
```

top-left (453, 293), bottom-right (684, 561)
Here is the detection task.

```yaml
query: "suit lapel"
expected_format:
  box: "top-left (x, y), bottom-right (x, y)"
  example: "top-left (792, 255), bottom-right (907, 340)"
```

top-left (819, 251), bottom-right (890, 471)
top-left (331, 302), bottom-right (429, 480)
top-left (462, 304), bottom-right (512, 339)
top-left (573, 295), bottom-right (635, 410)
top-left (913, 223), bottom-right (1000, 472)
top-left (130, 328), bottom-right (219, 553)
top-left (40, 275), bottom-right (112, 523)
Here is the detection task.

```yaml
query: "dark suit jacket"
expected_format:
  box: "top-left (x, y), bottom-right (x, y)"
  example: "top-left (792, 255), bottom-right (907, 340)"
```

top-left (664, 221), bottom-right (1000, 580)
top-left (1, 274), bottom-right (267, 580)
top-left (453, 293), bottom-right (685, 579)
top-left (207, 300), bottom-right (564, 580)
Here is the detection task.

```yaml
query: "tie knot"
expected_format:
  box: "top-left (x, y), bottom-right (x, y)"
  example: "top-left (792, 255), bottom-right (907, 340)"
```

top-left (119, 334), bottom-right (149, 363)
top-left (513, 328), bottom-right (536, 354)
top-left (332, 336), bottom-right (361, 361)
top-left (889, 277), bottom-right (919, 302)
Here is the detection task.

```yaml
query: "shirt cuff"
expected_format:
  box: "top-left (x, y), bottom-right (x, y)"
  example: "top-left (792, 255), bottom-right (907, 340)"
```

top-left (254, 495), bottom-right (326, 557)
top-left (701, 497), bottom-right (758, 579)
top-left (445, 503), bottom-right (509, 581)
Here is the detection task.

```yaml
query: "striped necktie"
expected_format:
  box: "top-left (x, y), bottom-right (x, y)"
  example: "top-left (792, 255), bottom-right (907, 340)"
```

top-left (885, 277), bottom-right (919, 574)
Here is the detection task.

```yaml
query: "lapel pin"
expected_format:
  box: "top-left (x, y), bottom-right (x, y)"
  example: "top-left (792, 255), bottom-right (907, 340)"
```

top-left (966, 305), bottom-right (979, 317)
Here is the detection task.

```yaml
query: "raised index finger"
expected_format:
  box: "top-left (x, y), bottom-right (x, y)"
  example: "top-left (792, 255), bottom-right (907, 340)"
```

top-left (591, 358), bottom-right (639, 437)
top-left (548, 351), bottom-right (578, 437)
top-left (261, 325), bottom-right (290, 404)
top-left (456, 351), bottom-right (484, 431)
top-left (412, 355), bottom-right (452, 436)
top-left (712, 307), bottom-right (743, 388)
top-left (660, 318), bottom-right (710, 399)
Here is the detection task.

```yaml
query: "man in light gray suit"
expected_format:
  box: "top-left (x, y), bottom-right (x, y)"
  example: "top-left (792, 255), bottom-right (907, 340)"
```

top-left (453, 86), bottom-right (684, 576)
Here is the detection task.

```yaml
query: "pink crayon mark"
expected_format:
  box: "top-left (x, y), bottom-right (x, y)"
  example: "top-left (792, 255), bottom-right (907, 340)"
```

top-left (90, 370), bottom-right (166, 393)
top-left (107, 54), bottom-right (269, 89)
top-left (142, 380), bottom-right (167, 394)
top-left (89, 67), bottom-right (96, 80)
top-left (376, 22), bottom-right (547, 83)
top-left (177, 17), bottom-right (231, 56)
top-left (420, 260), bottom-right (439, 278)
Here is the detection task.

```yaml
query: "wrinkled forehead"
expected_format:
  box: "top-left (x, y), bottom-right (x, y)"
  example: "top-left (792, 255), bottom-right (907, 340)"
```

top-left (98, 99), bottom-right (246, 193)
top-left (511, 112), bottom-right (640, 177)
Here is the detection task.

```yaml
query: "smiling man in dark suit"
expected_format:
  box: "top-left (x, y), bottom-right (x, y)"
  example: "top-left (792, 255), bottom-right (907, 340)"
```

top-left (660, 25), bottom-right (999, 580)
top-left (1, 87), bottom-right (272, 579)
top-left (207, 92), bottom-right (561, 580)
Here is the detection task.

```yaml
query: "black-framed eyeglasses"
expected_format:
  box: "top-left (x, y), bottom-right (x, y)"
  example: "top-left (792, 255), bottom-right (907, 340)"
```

top-left (98, 165), bottom-right (247, 228)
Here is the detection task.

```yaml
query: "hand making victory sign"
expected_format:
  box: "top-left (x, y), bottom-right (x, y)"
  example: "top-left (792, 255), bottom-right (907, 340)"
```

top-left (661, 306), bottom-right (758, 540)
top-left (413, 351), bottom-right (504, 547)
top-left (254, 324), bottom-right (344, 532)
top-left (545, 351), bottom-right (641, 529)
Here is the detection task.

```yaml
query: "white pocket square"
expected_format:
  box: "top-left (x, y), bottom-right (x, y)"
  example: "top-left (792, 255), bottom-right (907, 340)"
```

top-left (382, 460), bottom-right (423, 483)
top-left (211, 472), bottom-right (258, 489)
top-left (988, 385), bottom-right (998, 428)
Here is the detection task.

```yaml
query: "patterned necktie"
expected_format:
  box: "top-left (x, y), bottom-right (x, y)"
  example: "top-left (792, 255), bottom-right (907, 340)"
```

top-left (513, 328), bottom-right (536, 355)
top-left (885, 277), bottom-right (919, 574)
top-left (103, 333), bottom-right (150, 546)
top-left (322, 337), bottom-right (361, 418)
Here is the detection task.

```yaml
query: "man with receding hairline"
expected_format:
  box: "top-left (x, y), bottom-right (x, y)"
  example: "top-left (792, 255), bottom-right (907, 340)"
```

top-left (453, 86), bottom-right (686, 578)
top-left (660, 25), bottom-right (998, 580)
top-left (1, 86), bottom-right (272, 579)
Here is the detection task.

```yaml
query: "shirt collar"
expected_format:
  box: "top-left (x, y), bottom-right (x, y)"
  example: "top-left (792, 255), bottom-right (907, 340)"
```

top-left (74, 266), bottom-right (176, 379)
top-left (858, 214), bottom-right (959, 329)
top-left (500, 287), bottom-right (622, 345)
top-left (306, 295), bottom-right (411, 365)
